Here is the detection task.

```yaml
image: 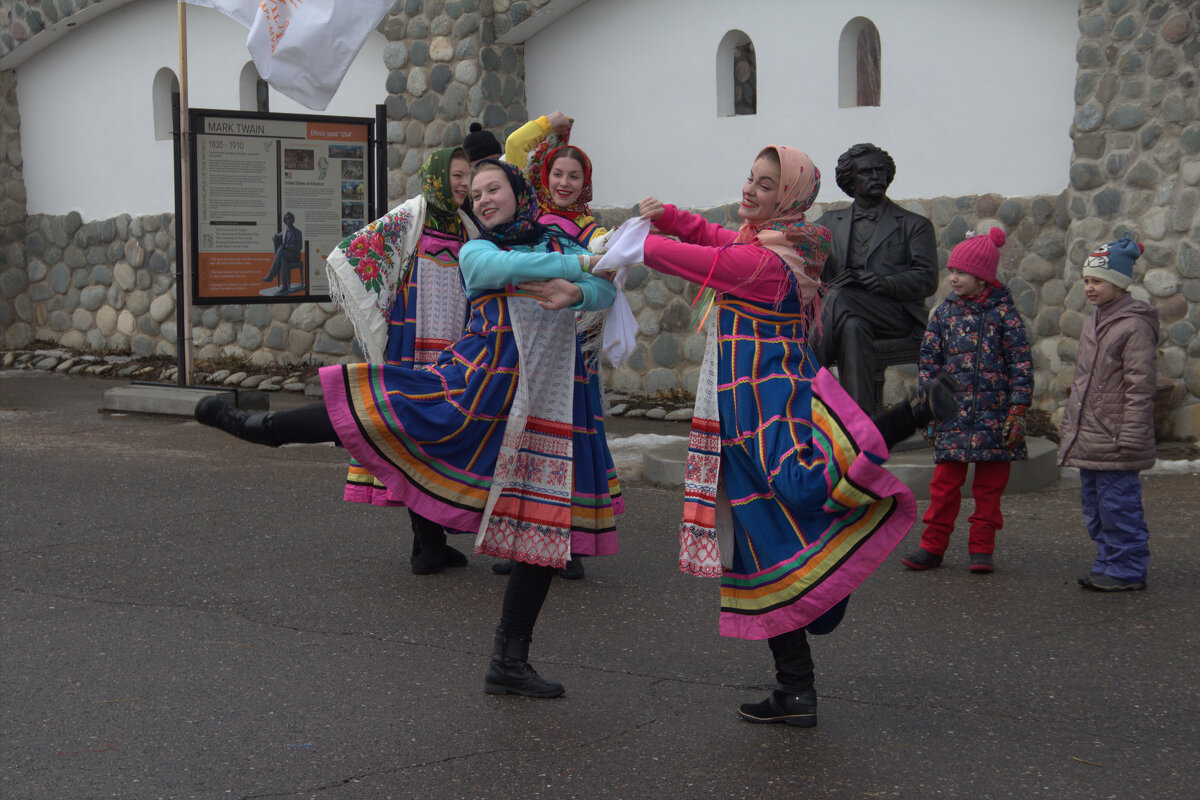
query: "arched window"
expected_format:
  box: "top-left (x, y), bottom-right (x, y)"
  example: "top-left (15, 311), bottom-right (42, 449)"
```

top-left (152, 67), bottom-right (180, 141)
top-left (239, 61), bottom-right (269, 112)
top-left (838, 18), bottom-right (881, 108)
top-left (716, 30), bottom-right (756, 117)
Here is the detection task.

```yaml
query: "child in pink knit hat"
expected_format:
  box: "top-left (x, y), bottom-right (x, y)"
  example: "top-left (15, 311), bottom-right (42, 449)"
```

top-left (901, 228), bottom-right (1034, 574)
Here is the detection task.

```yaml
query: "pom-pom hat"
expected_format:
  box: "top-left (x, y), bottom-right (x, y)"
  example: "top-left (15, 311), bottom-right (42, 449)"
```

top-left (1082, 234), bottom-right (1143, 290)
top-left (947, 227), bottom-right (1006, 285)
top-left (462, 122), bottom-right (502, 163)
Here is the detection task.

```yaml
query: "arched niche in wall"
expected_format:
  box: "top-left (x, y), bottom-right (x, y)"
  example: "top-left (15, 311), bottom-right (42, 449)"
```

top-left (239, 62), bottom-right (269, 112)
top-left (152, 67), bottom-right (180, 141)
top-left (838, 17), bottom-right (881, 108)
top-left (716, 29), bottom-right (757, 117)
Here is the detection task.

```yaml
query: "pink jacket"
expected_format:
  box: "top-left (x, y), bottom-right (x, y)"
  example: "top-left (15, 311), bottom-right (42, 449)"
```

top-left (1058, 293), bottom-right (1159, 471)
top-left (641, 205), bottom-right (790, 304)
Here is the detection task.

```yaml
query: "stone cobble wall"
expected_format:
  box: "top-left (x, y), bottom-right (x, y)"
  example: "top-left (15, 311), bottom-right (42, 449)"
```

top-left (0, 68), bottom-right (25, 289)
top-left (1065, 0), bottom-right (1200, 422)
top-left (381, 0), bottom-right (541, 204)
top-left (5, 209), bottom-right (371, 368)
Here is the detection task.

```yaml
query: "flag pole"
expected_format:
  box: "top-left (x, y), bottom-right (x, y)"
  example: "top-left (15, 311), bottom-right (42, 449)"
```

top-left (177, 1), bottom-right (196, 385)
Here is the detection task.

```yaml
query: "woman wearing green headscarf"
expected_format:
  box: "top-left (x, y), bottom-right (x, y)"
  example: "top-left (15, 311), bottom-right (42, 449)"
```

top-left (326, 147), bottom-right (479, 574)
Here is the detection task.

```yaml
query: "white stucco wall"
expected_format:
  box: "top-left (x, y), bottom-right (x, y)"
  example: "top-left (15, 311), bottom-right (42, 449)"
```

top-left (17, 0), bottom-right (387, 220)
top-left (523, 0), bottom-right (1079, 208)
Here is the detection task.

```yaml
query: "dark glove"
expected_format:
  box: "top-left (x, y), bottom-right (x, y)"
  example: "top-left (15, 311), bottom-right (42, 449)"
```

top-left (1002, 406), bottom-right (1027, 450)
top-left (856, 271), bottom-right (883, 294)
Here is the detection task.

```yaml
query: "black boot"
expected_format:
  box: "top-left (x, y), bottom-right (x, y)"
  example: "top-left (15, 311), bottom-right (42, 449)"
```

top-left (194, 396), bottom-right (279, 447)
top-left (557, 556), bottom-right (585, 580)
top-left (909, 371), bottom-right (960, 427)
top-left (410, 532), bottom-right (468, 573)
top-left (409, 512), bottom-right (468, 570)
top-left (739, 628), bottom-right (818, 727)
top-left (484, 628), bottom-right (564, 698)
top-left (738, 689), bottom-right (818, 727)
top-left (410, 513), bottom-right (449, 575)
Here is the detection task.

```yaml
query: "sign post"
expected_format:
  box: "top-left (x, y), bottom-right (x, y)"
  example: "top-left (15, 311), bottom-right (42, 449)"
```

top-left (177, 2), bottom-right (196, 384)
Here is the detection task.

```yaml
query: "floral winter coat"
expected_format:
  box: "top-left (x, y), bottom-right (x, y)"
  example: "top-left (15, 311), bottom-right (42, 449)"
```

top-left (919, 285), bottom-right (1033, 462)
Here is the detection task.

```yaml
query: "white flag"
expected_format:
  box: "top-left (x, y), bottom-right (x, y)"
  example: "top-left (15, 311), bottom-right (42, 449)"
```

top-left (182, 0), bottom-right (393, 111)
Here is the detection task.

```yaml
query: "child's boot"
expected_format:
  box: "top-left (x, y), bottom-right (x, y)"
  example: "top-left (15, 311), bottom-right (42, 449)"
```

top-left (901, 547), bottom-right (943, 570)
top-left (968, 553), bottom-right (994, 573)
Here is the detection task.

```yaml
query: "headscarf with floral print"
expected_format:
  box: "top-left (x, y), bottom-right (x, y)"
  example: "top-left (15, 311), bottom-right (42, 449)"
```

top-left (420, 147), bottom-right (468, 236)
top-left (529, 143), bottom-right (594, 221)
top-left (470, 159), bottom-right (550, 247)
top-left (734, 145), bottom-right (831, 305)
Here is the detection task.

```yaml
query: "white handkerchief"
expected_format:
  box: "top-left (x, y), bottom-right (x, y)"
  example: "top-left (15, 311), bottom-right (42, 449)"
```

top-left (591, 216), bottom-right (648, 368)
top-left (593, 216), bottom-right (651, 285)
top-left (602, 289), bottom-right (638, 368)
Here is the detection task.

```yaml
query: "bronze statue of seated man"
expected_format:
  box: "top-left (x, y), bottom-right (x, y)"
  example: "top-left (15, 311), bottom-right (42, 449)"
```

top-left (813, 143), bottom-right (938, 411)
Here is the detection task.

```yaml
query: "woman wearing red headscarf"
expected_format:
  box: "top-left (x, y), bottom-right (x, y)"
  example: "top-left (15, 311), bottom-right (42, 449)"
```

top-left (495, 114), bottom-right (621, 580)
top-left (638, 145), bottom-right (955, 728)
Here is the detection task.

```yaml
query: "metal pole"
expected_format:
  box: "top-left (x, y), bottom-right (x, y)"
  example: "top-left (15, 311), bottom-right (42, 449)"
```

top-left (177, 2), bottom-right (196, 385)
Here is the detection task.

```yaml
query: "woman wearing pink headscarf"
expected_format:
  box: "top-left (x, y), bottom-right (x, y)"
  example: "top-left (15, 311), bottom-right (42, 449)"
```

top-left (639, 145), bottom-right (954, 728)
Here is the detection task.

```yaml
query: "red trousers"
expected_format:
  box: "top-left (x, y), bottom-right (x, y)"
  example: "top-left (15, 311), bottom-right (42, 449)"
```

top-left (920, 461), bottom-right (1012, 556)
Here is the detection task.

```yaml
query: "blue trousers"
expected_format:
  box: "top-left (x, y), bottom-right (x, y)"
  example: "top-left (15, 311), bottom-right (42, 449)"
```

top-left (1079, 469), bottom-right (1151, 583)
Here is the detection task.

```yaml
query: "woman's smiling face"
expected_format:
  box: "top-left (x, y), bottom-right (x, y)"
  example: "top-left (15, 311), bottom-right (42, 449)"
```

top-left (738, 156), bottom-right (780, 224)
top-left (470, 165), bottom-right (517, 228)
top-left (547, 154), bottom-right (585, 209)
top-left (448, 155), bottom-right (471, 207)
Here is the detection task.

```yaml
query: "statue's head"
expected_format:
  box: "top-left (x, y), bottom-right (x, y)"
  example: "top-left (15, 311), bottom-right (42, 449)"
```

top-left (834, 143), bottom-right (896, 202)
top-left (283, 212), bottom-right (295, 227)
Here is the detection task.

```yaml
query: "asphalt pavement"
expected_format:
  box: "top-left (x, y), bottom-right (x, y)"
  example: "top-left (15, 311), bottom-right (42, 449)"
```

top-left (2, 371), bottom-right (1198, 800)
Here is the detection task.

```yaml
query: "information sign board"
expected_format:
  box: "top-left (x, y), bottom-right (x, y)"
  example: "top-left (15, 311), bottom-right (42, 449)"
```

top-left (188, 109), bottom-right (377, 304)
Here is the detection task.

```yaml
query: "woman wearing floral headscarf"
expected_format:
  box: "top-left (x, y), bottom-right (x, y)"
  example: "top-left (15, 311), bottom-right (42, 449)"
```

top-left (196, 159), bottom-right (618, 699)
top-left (325, 147), bottom-right (479, 575)
top-left (638, 145), bottom-right (954, 728)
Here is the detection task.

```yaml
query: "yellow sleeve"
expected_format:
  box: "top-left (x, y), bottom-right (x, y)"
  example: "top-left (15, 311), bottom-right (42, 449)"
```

top-left (504, 116), bottom-right (552, 170)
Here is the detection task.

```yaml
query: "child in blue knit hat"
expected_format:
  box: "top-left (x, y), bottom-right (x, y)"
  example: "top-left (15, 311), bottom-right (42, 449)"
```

top-left (1057, 235), bottom-right (1159, 591)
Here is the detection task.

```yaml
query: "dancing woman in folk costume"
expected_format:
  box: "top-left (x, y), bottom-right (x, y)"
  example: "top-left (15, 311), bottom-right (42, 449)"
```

top-left (493, 112), bottom-right (623, 579)
top-left (324, 147), bottom-right (479, 575)
top-left (637, 145), bottom-right (956, 727)
top-left (196, 159), bottom-right (620, 698)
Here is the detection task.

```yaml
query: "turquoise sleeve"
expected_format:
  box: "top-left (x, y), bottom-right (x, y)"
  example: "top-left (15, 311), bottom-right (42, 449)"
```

top-left (460, 240), bottom-right (586, 294)
top-left (572, 273), bottom-right (617, 311)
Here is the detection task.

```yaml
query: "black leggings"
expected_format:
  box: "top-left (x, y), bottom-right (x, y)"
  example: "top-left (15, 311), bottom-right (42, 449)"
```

top-left (268, 402), bottom-right (340, 445)
top-left (499, 561), bottom-right (556, 639)
top-left (768, 627), bottom-right (815, 694)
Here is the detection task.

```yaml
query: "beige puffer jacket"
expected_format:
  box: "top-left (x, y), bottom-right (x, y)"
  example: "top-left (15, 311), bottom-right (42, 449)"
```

top-left (1058, 292), bottom-right (1159, 471)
